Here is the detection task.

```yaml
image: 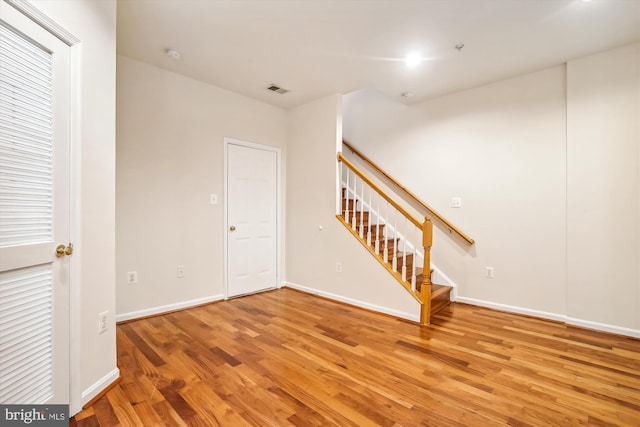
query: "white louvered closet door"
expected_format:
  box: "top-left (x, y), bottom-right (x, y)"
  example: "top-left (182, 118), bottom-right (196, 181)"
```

top-left (0, 2), bottom-right (71, 405)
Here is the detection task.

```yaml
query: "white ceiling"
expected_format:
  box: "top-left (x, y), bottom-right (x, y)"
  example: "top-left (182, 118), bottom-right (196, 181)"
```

top-left (117, 0), bottom-right (640, 109)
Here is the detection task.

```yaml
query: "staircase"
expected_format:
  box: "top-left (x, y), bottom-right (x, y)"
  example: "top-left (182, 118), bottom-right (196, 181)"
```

top-left (339, 188), bottom-right (452, 322)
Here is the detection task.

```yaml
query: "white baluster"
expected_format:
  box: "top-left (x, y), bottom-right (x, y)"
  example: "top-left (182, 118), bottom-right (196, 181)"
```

top-left (375, 194), bottom-right (380, 254)
top-left (383, 200), bottom-right (389, 263)
top-left (367, 185), bottom-right (372, 246)
top-left (351, 176), bottom-right (357, 228)
top-left (402, 217), bottom-right (407, 282)
top-left (359, 179), bottom-right (364, 237)
top-left (344, 168), bottom-right (350, 224)
top-left (392, 208), bottom-right (397, 272)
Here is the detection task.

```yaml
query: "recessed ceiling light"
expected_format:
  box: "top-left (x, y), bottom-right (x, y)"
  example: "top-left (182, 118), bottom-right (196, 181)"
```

top-left (165, 48), bottom-right (181, 60)
top-left (581, 0), bottom-right (593, 2)
top-left (404, 52), bottom-right (422, 68)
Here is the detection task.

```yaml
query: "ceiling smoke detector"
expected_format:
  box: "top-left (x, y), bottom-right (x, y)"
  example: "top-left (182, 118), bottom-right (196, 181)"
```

top-left (267, 84), bottom-right (290, 95)
top-left (165, 48), bottom-right (181, 60)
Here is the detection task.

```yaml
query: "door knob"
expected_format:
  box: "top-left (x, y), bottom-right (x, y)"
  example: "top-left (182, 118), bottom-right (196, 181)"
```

top-left (56, 243), bottom-right (74, 258)
top-left (229, 226), bottom-right (236, 231)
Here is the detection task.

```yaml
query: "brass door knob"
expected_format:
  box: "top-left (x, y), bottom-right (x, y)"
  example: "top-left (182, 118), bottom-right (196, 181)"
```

top-left (229, 226), bottom-right (236, 231)
top-left (56, 243), bottom-right (74, 258)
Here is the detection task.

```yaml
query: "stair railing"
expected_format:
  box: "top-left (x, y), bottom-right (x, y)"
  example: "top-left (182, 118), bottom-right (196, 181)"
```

top-left (338, 152), bottom-right (433, 324)
top-left (343, 140), bottom-right (474, 245)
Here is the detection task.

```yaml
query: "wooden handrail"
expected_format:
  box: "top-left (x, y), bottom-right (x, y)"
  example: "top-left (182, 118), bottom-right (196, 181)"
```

top-left (342, 140), bottom-right (475, 245)
top-left (338, 152), bottom-right (422, 229)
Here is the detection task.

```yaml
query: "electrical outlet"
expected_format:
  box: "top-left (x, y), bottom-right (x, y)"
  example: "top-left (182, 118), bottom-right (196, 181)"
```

top-left (336, 262), bottom-right (342, 273)
top-left (177, 265), bottom-right (184, 278)
top-left (485, 266), bottom-right (494, 278)
top-left (98, 311), bottom-right (108, 334)
top-left (451, 197), bottom-right (462, 208)
top-left (127, 271), bottom-right (138, 284)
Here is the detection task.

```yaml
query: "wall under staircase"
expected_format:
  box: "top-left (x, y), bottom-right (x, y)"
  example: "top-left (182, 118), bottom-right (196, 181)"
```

top-left (286, 95), bottom-right (422, 321)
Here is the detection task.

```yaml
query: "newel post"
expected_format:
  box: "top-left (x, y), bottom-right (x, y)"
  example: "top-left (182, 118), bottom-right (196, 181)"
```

top-left (420, 217), bottom-right (433, 325)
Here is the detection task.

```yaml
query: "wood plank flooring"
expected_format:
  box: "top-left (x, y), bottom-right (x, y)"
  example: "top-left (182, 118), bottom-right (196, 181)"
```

top-left (72, 288), bottom-right (640, 426)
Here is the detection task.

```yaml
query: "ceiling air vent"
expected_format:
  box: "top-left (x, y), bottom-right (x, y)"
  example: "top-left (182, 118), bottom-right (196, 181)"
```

top-left (267, 84), bottom-right (289, 95)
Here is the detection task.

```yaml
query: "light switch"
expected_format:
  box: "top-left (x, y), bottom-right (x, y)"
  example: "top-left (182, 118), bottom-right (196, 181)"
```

top-left (210, 194), bottom-right (218, 205)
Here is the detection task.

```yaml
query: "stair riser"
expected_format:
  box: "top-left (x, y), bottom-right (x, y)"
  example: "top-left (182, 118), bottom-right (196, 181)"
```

top-left (342, 199), bottom-right (357, 211)
top-left (388, 257), bottom-right (415, 273)
top-left (355, 224), bottom-right (385, 233)
top-left (431, 288), bottom-right (453, 316)
top-left (365, 232), bottom-right (386, 243)
top-left (360, 226), bottom-right (386, 241)
top-left (342, 214), bottom-right (385, 242)
top-left (357, 232), bottom-right (386, 244)
top-left (378, 241), bottom-right (409, 255)
top-left (343, 212), bottom-right (370, 224)
top-left (377, 239), bottom-right (398, 255)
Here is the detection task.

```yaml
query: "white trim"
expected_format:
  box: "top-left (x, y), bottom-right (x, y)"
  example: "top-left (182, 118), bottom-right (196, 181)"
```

top-left (431, 265), bottom-right (457, 295)
top-left (223, 137), bottom-right (282, 300)
top-left (2, 0), bottom-right (83, 414)
top-left (115, 294), bottom-right (224, 323)
top-left (455, 296), bottom-right (640, 338)
top-left (565, 316), bottom-right (640, 338)
top-left (455, 296), bottom-right (567, 322)
top-left (284, 281), bottom-right (420, 322)
top-left (80, 367), bottom-right (120, 403)
top-left (3, 0), bottom-right (80, 45)
top-left (223, 140), bottom-right (229, 298)
top-left (68, 41), bottom-right (83, 416)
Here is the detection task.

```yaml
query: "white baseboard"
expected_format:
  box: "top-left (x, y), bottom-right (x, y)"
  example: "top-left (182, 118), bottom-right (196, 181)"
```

top-left (564, 316), bottom-right (640, 338)
top-left (430, 264), bottom-right (457, 293)
top-left (284, 281), bottom-right (419, 322)
top-left (455, 296), bottom-right (640, 338)
top-left (80, 367), bottom-right (120, 406)
top-left (116, 294), bottom-right (224, 323)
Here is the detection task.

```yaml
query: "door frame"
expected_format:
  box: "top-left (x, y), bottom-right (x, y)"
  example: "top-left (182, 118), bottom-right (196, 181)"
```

top-left (223, 137), bottom-right (282, 299)
top-left (3, 0), bottom-right (82, 414)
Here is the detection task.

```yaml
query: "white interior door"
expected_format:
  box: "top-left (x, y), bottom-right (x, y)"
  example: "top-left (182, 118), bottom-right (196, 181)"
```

top-left (227, 141), bottom-right (278, 298)
top-left (0, 2), bottom-right (71, 405)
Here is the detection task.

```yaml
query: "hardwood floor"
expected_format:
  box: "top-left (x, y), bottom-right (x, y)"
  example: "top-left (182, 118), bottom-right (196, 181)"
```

top-left (72, 288), bottom-right (640, 426)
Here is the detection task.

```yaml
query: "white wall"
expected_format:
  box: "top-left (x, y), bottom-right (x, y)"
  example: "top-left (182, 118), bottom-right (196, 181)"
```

top-left (343, 44), bottom-right (640, 335)
top-left (29, 0), bottom-right (118, 413)
top-left (286, 95), bottom-right (419, 320)
top-left (566, 44), bottom-right (639, 331)
top-left (116, 56), bottom-right (287, 319)
top-left (344, 67), bottom-right (568, 315)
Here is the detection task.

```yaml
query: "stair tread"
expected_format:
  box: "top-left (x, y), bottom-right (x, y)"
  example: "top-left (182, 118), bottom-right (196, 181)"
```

top-left (356, 224), bottom-right (385, 230)
top-left (430, 284), bottom-right (452, 299)
top-left (343, 211), bottom-right (370, 216)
